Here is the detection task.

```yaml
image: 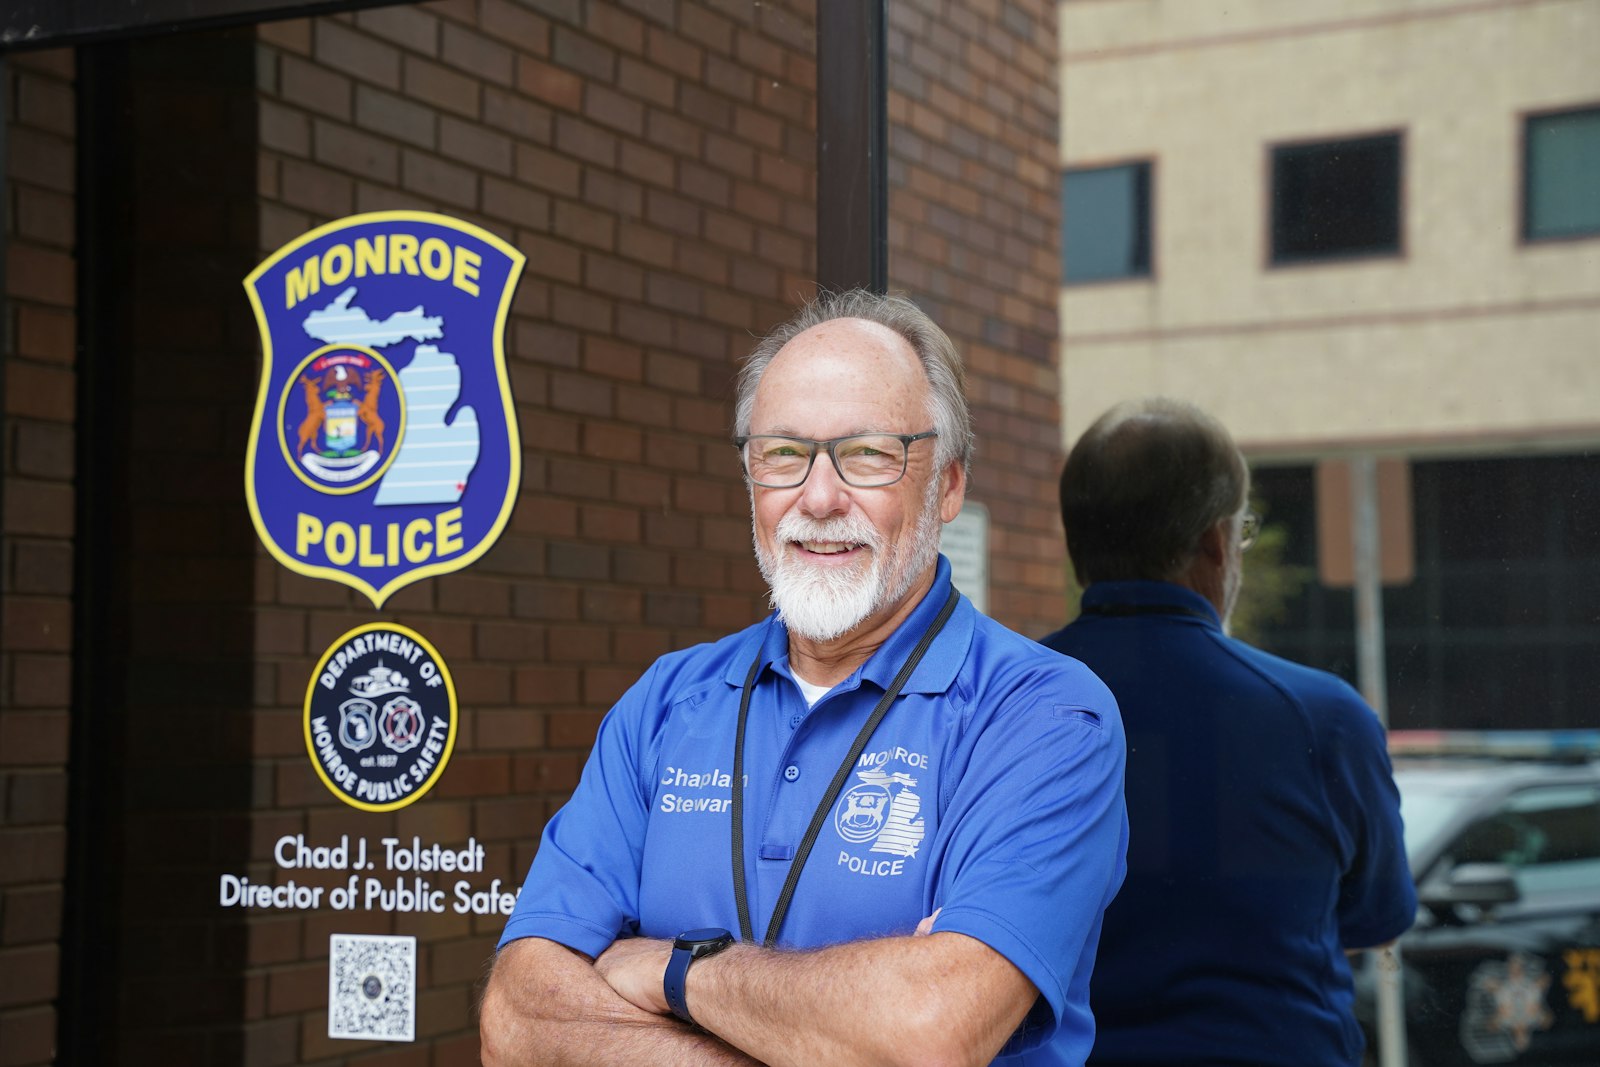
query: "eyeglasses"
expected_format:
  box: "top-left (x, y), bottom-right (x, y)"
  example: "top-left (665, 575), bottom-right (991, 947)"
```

top-left (1239, 509), bottom-right (1261, 552)
top-left (734, 431), bottom-right (938, 489)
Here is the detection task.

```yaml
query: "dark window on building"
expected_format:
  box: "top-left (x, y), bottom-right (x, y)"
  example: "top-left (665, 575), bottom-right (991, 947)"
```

top-left (1251, 453), bottom-right (1600, 731)
top-left (1063, 162), bottom-right (1151, 283)
top-left (1270, 134), bottom-right (1402, 264)
top-left (1525, 106), bottom-right (1600, 241)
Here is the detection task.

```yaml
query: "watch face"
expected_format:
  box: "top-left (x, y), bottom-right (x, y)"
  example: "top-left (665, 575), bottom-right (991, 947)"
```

top-left (676, 928), bottom-right (734, 952)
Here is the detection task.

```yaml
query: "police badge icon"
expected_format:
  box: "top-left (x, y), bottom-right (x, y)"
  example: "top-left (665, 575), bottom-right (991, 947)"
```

top-left (306, 623), bottom-right (458, 812)
top-left (245, 212), bottom-right (524, 606)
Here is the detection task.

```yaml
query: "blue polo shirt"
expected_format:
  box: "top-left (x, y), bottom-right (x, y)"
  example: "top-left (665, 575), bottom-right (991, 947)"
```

top-left (1041, 581), bottom-right (1415, 1067)
top-left (501, 557), bottom-right (1128, 1065)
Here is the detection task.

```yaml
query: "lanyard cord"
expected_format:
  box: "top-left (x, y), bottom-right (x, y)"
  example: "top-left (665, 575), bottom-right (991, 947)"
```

top-left (730, 585), bottom-right (960, 947)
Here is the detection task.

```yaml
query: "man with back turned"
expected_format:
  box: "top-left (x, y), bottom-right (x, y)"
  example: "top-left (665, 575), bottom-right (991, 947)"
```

top-left (1041, 398), bottom-right (1415, 1067)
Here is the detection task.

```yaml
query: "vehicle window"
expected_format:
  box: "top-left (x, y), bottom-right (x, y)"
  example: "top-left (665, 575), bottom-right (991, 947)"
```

top-left (1444, 784), bottom-right (1600, 897)
top-left (1397, 779), bottom-right (1476, 861)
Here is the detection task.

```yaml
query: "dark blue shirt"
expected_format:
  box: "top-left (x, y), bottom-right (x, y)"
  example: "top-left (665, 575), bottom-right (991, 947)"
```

top-left (1041, 580), bottom-right (1415, 1067)
top-left (501, 557), bottom-right (1129, 1065)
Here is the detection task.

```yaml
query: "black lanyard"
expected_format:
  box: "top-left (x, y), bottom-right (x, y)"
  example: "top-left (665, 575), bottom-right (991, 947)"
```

top-left (729, 585), bottom-right (960, 947)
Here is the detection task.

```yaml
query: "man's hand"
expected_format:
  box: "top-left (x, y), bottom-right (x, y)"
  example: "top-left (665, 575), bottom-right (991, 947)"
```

top-left (594, 936), bottom-right (673, 1016)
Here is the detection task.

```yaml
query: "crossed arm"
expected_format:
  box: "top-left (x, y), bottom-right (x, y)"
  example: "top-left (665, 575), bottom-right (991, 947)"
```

top-left (479, 936), bottom-right (760, 1067)
top-left (479, 924), bottom-right (1038, 1067)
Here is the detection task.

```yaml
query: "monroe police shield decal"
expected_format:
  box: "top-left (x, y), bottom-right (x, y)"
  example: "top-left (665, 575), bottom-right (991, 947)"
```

top-left (245, 212), bottom-right (524, 606)
top-left (306, 623), bottom-right (458, 812)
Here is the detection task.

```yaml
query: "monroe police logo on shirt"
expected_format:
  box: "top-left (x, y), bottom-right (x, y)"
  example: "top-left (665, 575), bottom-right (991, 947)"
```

top-left (833, 747), bottom-right (928, 878)
top-left (245, 212), bottom-right (524, 606)
top-left (305, 623), bottom-right (457, 812)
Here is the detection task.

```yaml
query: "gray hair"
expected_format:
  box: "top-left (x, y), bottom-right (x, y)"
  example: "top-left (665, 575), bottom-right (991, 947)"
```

top-left (1059, 398), bottom-right (1248, 585)
top-left (734, 290), bottom-right (974, 475)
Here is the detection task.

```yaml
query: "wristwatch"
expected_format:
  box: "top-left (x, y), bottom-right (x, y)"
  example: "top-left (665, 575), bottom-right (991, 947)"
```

top-left (663, 927), bottom-right (735, 1025)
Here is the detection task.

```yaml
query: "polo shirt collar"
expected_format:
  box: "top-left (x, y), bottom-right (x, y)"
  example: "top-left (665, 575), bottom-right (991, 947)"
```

top-left (725, 554), bottom-right (971, 697)
top-left (1080, 579), bottom-right (1222, 629)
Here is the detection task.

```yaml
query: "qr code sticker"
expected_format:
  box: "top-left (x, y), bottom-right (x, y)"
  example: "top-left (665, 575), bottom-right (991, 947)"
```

top-left (329, 933), bottom-right (417, 1042)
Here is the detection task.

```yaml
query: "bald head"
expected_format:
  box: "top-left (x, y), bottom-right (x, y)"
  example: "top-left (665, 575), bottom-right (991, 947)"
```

top-left (735, 289), bottom-right (974, 476)
top-left (1060, 398), bottom-right (1248, 586)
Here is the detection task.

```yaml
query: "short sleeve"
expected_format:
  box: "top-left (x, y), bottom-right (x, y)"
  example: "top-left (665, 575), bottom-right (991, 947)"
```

top-left (496, 664), bottom-right (661, 957)
top-left (1320, 688), bottom-right (1417, 948)
top-left (929, 675), bottom-right (1129, 1055)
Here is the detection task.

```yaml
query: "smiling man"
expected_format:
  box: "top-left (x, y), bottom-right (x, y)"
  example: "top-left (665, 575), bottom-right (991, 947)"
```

top-left (480, 290), bottom-right (1128, 1067)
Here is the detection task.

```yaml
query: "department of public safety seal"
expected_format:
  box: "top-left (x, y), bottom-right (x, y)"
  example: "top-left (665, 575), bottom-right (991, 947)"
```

top-left (304, 623), bottom-right (457, 812)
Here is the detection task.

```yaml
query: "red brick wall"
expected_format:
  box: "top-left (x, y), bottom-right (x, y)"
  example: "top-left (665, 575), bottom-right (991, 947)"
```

top-left (250, 2), bottom-right (816, 1061)
top-left (0, 2), bottom-right (1064, 1062)
top-left (0, 47), bottom-right (77, 1067)
top-left (887, 0), bottom-right (1065, 635)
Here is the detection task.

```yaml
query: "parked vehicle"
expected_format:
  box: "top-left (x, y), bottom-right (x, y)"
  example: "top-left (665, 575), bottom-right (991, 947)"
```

top-left (1356, 731), bottom-right (1600, 1066)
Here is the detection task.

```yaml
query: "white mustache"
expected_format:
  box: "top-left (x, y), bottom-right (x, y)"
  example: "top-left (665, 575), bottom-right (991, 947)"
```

top-left (774, 513), bottom-right (881, 553)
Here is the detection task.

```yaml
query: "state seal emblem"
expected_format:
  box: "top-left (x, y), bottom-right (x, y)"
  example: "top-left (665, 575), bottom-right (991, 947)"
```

top-left (834, 765), bottom-right (925, 859)
top-left (305, 623), bottom-right (457, 812)
top-left (245, 212), bottom-right (524, 606)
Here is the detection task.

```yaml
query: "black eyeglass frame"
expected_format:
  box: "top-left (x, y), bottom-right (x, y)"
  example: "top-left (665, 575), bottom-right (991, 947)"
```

top-left (733, 430), bottom-right (939, 489)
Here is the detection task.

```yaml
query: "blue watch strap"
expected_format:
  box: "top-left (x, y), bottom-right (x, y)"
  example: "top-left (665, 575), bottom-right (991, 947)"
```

top-left (664, 943), bottom-right (695, 1023)
top-left (664, 928), bottom-right (733, 1025)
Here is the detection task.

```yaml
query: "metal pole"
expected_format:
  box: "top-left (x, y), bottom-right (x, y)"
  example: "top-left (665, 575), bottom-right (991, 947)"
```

top-left (1375, 944), bottom-right (1408, 1067)
top-left (1350, 454), bottom-right (1406, 1067)
top-left (816, 0), bottom-right (887, 295)
top-left (1350, 454), bottom-right (1387, 721)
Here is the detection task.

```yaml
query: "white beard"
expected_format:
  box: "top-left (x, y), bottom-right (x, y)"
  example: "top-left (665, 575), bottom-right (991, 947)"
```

top-left (755, 480), bottom-right (943, 643)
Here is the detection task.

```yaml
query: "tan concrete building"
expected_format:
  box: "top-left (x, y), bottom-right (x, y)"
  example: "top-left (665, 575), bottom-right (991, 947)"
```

top-left (1058, 0), bottom-right (1600, 727)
